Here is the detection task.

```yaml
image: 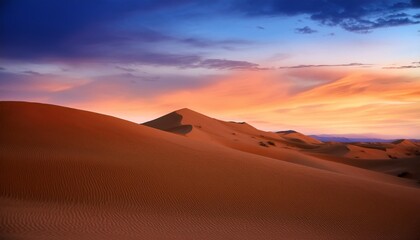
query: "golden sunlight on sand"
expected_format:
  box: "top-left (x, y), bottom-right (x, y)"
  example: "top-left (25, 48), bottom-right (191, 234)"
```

top-left (1, 101), bottom-right (420, 239)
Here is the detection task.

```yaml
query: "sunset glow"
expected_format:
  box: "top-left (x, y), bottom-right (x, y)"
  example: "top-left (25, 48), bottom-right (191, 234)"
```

top-left (2, 2), bottom-right (420, 238)
top-left (1, 0), bottom-right (419, 138)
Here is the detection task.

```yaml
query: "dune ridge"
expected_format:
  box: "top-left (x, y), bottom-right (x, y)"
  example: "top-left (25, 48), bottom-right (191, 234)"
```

top-left (1, 101), bottom-right (420, 239)
top-left (144, 108), bottom-right (420, 186)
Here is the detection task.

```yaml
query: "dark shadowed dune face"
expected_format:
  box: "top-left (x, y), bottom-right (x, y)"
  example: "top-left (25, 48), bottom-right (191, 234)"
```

top-left (143, 111), bottom-right (184, 131)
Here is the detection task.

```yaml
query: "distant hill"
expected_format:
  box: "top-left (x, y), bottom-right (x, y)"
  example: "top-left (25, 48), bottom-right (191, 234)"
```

top-left (310, 135), bottom-right (419, 143)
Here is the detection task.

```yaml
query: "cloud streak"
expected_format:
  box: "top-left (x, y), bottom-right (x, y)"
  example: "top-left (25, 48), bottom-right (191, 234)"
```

top-left (194, 59), bottom-right (268, 70)
top-left (232, 0), bottom-right (420, 33)
top-left (383, 65), bottom-right (420, 69)
top-left (295, 26), bottom-right (317, 34)
top-left (383, 61), bottom-right (420, 69)
top-left (279, 63), bottom-right (371, 69)
top-left (340, 16), bottom-right (420, 33)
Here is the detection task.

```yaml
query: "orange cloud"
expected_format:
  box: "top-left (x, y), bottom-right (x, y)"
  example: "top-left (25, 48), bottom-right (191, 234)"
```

top-left (22, 68), bottom-right (417, 138)
top-left (151, 70), bottom-right (420, 138)
top-left (155, 71), bottom-right (291, 116)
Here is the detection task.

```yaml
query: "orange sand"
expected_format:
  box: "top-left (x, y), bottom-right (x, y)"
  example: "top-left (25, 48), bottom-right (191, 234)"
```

top-left (1, 102), bottom-right (420, 239)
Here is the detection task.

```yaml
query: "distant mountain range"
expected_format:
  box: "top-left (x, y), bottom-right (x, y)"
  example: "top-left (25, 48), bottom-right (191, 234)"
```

top-left (310, 134), bottom-right (419, 143)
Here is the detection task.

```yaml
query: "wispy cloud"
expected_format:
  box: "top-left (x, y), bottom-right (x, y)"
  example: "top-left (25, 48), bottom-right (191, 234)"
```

top-left (383, 61), bottom-right (420, 69)
top-left (21, 70), bottom-right (42, 75)
top-left (115, 66), bottom-right (137, 72)
top-left (180, 38), bottom-right (252, 48)
top-left (194, 59), bottom-right (268, 70)
top-left (383, 65), bottom-right (420, 69)
top-left (341, 16), bottom-right (420, 33)
top-left (279, 63), bottom-right (371, 69)
top-left (295, 26), bottom-right (317, 34)
top-left (0, 71), bottom-right (87, 100)
top-left (232, 0), bottom-right (420, 33)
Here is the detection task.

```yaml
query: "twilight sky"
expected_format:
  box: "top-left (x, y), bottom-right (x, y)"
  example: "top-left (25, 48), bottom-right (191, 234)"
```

top-left (1, 0), bottom-right (420, 138)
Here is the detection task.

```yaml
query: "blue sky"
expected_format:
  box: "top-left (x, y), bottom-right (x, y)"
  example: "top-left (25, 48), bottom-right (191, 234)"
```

top-left (1, 0), bottom-right (419, 137)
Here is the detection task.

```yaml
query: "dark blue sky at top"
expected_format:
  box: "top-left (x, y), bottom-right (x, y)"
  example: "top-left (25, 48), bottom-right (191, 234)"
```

top-left (1, 0), bottom-right (419, 69)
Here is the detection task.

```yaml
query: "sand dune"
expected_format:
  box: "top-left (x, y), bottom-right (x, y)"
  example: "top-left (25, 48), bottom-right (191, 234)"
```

top-left (143, 108), bottom-right (322, 151)
top-left (277, 130), bottom-right (323, 145)
top-left (144, 108), bottom-right (419, 186)
top-left (1, 102), bottom-right (420, 239)
top-left (386, 139), bottom-right (420, 159)
top-left (309, 142), bottom-right (391, 159)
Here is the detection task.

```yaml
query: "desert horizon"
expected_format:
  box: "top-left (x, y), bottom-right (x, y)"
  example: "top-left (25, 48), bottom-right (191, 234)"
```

top-left (1, 101), bottom-right (420, 239)
top-left (4, 100), bottom-right (419, 142)
top-left (1, 0), bottom-right (420, 239)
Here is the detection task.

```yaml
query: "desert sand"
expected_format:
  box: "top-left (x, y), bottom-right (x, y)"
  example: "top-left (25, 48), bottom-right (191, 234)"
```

top-left (1, 101), bottom-right (420, 239)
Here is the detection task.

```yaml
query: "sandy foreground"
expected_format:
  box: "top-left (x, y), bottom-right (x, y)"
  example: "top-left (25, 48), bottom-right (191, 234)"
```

top-left (1, 101), bottom-right (420, 239)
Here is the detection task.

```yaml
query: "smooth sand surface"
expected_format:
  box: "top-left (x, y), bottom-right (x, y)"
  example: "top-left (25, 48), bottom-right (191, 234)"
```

top-left (2, 102), bottom-right (420, 239)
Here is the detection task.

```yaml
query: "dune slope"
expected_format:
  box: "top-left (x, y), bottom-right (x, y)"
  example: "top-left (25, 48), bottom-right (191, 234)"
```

top-left (1, 102), bottom-right (420, 239)
top-left (143, 108), bottom-right (418, 187)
